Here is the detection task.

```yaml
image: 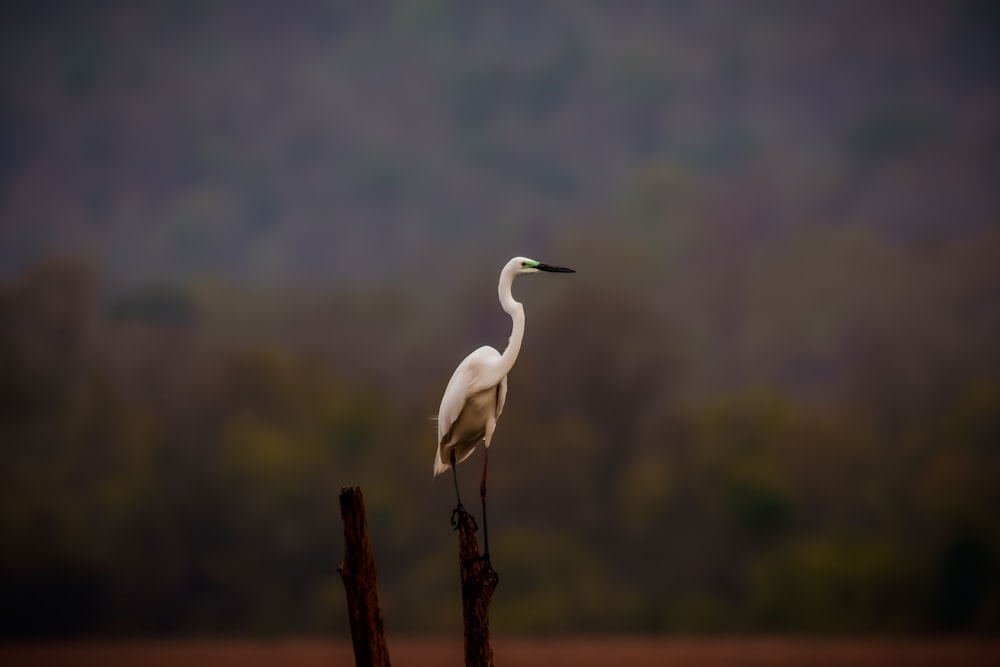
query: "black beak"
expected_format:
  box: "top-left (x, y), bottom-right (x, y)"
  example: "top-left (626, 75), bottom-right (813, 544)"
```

top-left (536, 263), bottom-right (575, 273)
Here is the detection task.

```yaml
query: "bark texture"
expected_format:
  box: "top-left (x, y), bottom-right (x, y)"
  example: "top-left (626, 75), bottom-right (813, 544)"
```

top-left (338, 486), bottom-right (392, 667)
top-left (455, 507), bottom-right (498, 667)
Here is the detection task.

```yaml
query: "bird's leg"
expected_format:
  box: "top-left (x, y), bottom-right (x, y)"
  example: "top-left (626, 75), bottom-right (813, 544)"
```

top-left (450, 449), bottom-right (463, 507)
top-left (480, 445), bottom-right (491, 567)
top-left (450, 450), bottom-right (476, 530)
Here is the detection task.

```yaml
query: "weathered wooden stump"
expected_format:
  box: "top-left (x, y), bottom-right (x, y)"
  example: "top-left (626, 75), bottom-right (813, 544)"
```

top-left (455, 507), bottom-right (499, 667)
top-left (337, 485), bottom-right (499, 667)
top-left (338, 485), bottom-right (392, 667)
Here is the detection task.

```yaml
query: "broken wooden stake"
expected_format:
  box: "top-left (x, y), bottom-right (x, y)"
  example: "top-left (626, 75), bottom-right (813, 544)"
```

top-left (455, 507), bottom-right (499, 667)
top-left (338, 485), bottom-right (392, 667)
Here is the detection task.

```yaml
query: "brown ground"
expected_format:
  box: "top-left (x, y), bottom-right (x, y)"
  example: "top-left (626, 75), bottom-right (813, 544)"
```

top-left (2, 637), bottom-right (999, 667)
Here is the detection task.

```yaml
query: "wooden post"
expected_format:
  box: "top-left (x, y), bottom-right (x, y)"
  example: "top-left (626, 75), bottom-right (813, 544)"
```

top-left (338, 486), bottom-right (392, 667)
top-left (455, 507), bottom-right (499, 667)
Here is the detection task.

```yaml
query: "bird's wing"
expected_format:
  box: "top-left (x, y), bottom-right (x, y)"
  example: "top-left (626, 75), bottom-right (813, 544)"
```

top-left (496, 373), bottom-right (508, 419)
top-left (437, 346), bottom-right (502, 444)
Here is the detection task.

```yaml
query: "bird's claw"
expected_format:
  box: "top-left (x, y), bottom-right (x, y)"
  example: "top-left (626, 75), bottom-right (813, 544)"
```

top-left (451, 504), bottom-right (477, 531)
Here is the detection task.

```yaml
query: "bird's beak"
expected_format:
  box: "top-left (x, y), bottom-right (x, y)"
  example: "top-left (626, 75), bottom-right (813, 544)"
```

top-left (536, 263), bottom-right (575, 273)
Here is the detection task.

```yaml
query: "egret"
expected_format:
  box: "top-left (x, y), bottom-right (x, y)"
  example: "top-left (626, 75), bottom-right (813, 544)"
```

top-left (434, 256), bottom-right (574, 564)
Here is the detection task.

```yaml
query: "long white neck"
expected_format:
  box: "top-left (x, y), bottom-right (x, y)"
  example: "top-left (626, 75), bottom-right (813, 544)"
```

top-left (497, 267), bottom-right (524, 377)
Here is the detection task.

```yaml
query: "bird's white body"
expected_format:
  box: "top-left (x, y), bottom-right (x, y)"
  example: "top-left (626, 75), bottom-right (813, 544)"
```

top-left (434, 346), bottom-right (509, 476)
top-left (433, 256), bottom-right (572, 477)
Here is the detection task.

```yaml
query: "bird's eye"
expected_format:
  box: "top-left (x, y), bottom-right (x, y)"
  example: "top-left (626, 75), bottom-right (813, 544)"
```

top-left (521, 262), bottom-right (527, 267)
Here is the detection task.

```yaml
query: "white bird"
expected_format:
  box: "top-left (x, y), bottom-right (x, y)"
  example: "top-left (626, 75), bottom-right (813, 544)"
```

top-left (434, 256), bottom-right (574, 562)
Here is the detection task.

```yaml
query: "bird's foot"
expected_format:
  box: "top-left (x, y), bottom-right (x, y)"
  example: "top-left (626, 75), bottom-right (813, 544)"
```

top-left (451, 504), bottom-right (477, 531)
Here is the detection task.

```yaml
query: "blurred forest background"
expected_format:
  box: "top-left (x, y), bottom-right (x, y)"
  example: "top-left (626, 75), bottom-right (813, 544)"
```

top-left (1, 0), bottom-right (999, 638)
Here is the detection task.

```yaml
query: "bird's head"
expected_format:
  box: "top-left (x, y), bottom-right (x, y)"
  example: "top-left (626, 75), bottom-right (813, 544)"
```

top-left (508, 256), bottom-right (576, 275)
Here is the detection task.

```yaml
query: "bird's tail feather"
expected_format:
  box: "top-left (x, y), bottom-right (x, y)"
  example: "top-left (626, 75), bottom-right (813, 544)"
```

top-left (432, 449), bottom-right (450, 477)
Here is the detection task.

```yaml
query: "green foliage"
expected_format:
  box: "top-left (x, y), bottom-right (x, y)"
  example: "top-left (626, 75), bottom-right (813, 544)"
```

top-left (745, 538), bottom-right (919, 634)
top-left (1, 243), bottom-right (999, 636)
top-left (492, 530), bottom-right (634, 634)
